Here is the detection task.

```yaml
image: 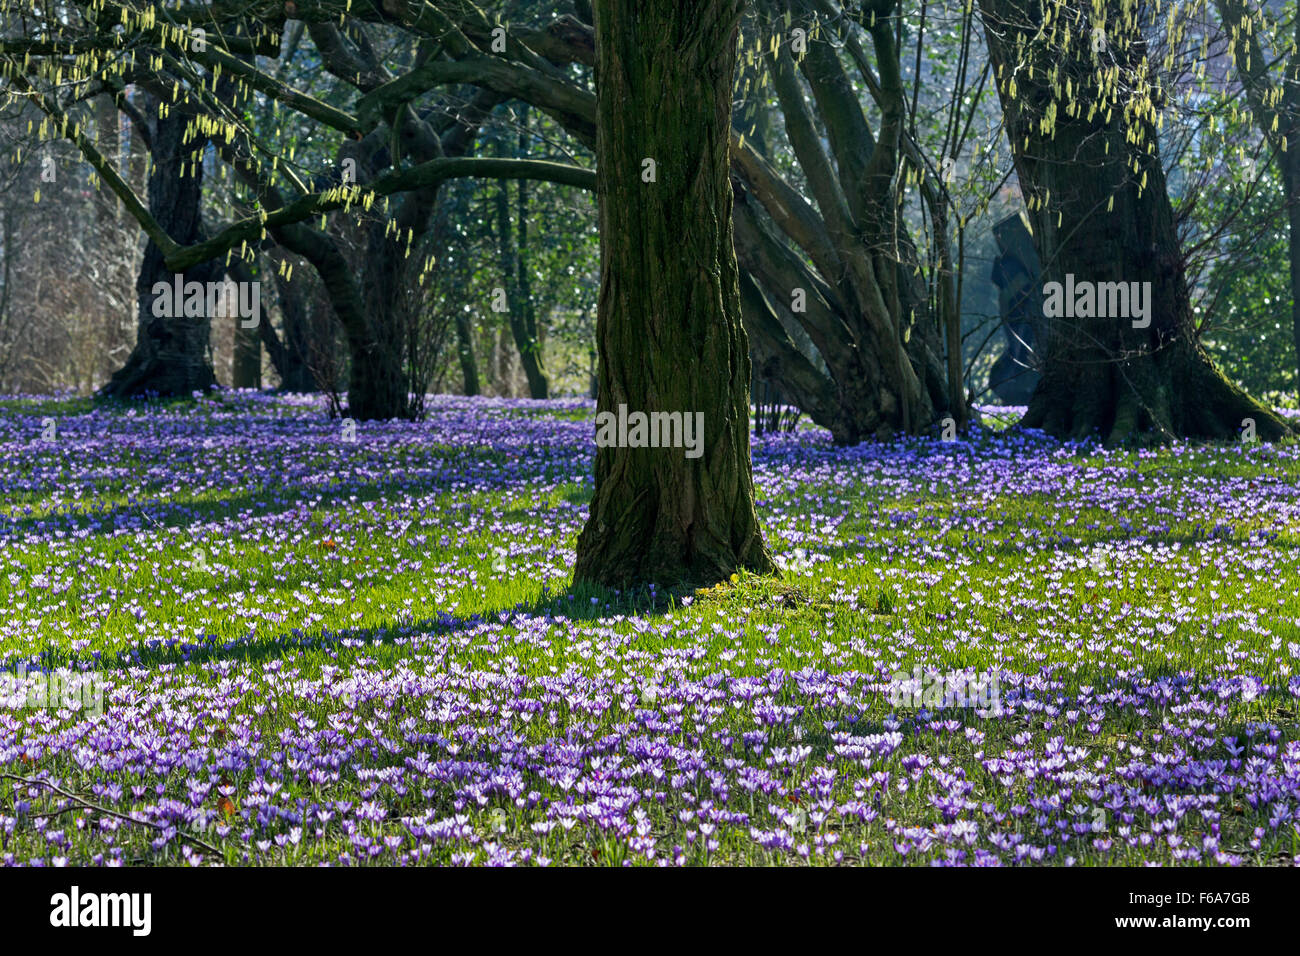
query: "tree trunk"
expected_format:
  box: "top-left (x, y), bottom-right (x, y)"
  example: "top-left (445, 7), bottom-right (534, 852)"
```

top-left (1286, 152), bottom-right (1300, 404)
top-left (232, 313), bottom-right (262, 388)
top-left (225, 254), bottom-right (312, 392)
top-left (345, 335), bottom-right (407, 419)
top-left (348, 196), bottom-right (425, 420)
top-left (489, 326), bottom-right (512, 394)
top-left (980, 0), bottom-right (1292, 443)
top-left (455, 311), bottom-right (480, 396)
top-left (739, 270), bottom-right (839, 430)
top-left (98, 102), bottom-right (220, 400)
top-left (575, 0), bottom-right (774, 588)
top-left (495, 168), bottom-right (549, 399)
top-left (1212, 0), bottom-right (1300, 406)
top-left (325, 94), bottom-right (507, 419)
top-left (267, 261), bottom-right (319, 392)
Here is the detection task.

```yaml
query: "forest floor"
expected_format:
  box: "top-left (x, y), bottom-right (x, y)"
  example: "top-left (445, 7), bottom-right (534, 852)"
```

top-left (1, 391), bottom-right (1298, 865)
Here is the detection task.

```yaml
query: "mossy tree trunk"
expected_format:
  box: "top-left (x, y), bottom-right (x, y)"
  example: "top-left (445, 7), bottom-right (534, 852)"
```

top-left (575, 0), bottom-right (774, 588)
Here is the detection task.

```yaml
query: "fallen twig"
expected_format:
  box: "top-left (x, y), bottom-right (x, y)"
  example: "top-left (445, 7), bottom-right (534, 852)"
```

top-left (2, 772), bottom-right (222, 856)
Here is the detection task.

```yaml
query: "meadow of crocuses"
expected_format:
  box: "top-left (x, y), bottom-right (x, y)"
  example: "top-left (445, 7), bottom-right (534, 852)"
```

top-left (1, 390), bottom-right (1298, 867)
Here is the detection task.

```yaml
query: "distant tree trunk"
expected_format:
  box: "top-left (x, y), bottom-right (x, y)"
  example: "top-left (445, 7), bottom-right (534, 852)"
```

top-left (319, 92), bottom-right (506, 419)
top-left (94, 96), bottom-right (119, 230)
top-left (1213, 0), bottom-right (1300, 407)
top-left (515, 175), bottom-right (548, 399)
top-left (94, 95), bottom-right (131, 388)
top-left (455, 311), bottom-right (480, 396)
top-left (495, 142), bottom-right (550, 399)
top-left (575, 0), bottom-right (773, 587)
top-left (1287, 153), bottom-right (1300, 403)
top-left (492, 326), bottom-right (514, 394)
top-left (232, 323), bottom-right (261, 388)
top-left (348, 170), bottom-right (441, 420)
top-left (980, 0), bottom-right (1292, 443)
top-left (231, 309), bottom-right (262, 388)
top-left (729, 0), bottom-right (952, 443)
top-left (222, 255), bottom-right (306, 391)
top-left (98, 103), bottom-right (220, 400)
top-left (267, 262), bottom-right (318, 392)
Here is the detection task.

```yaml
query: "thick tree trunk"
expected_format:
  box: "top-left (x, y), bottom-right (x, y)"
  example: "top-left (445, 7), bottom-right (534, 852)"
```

top-left (980, 0), bottom-right (1292, 443)
top-left (345, 334), bottom-right (407, 419)
top-left (575, 0), bottom-right (773, 588)
top-left (98, 104), bottom-right (220, 400)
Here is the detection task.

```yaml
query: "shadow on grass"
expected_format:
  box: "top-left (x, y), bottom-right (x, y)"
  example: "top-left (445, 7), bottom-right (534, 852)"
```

top-left (0, 458), bottom-right (580, 539)
top-left (2, 572), bottom-right (745, 676)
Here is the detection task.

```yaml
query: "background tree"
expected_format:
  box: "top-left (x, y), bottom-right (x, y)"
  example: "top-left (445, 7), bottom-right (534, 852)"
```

top-left (1213, 0), bottom-right (1300, 404)
top-left (978, 0), bottom-right (1293, 442)
top-left (97, 92), bottom-right (224, 399)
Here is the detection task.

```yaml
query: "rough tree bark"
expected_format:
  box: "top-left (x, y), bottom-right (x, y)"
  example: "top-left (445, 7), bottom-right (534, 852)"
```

top-left (980, 0), bottom-right (1292, 443)
top-left (574, 0), bottom-right (774, 588)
